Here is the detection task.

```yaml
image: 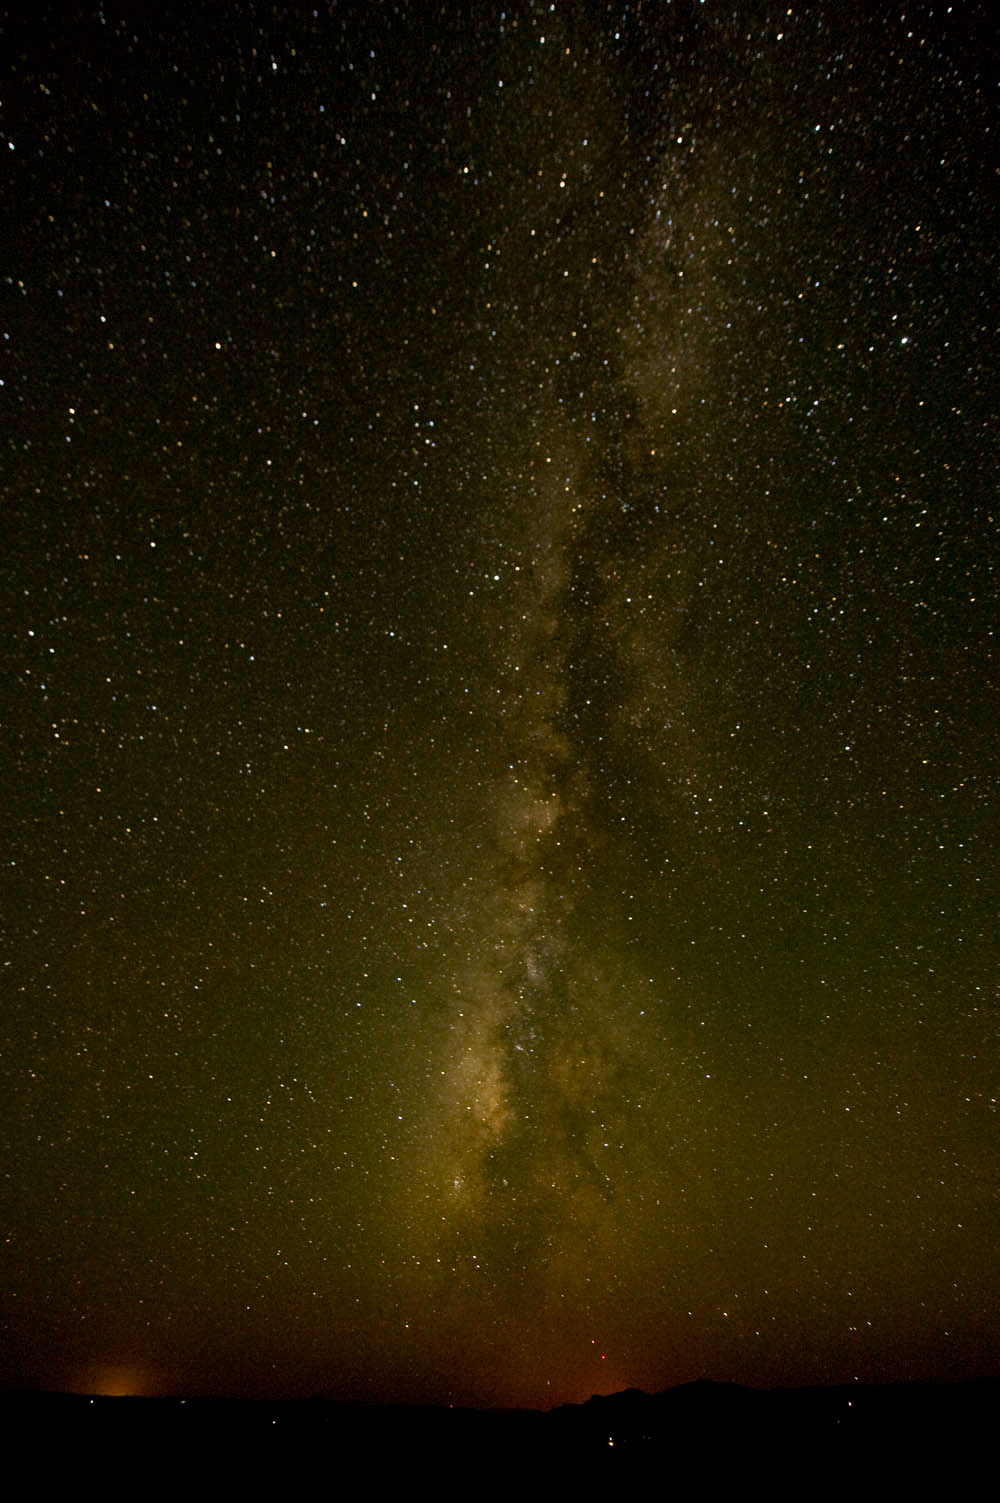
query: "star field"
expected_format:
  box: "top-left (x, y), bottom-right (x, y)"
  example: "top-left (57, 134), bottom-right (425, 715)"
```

top-left (2, 2), bottom-right (996, 1408)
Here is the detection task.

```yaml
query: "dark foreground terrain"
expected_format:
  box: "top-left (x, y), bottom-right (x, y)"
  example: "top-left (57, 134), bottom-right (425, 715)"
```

top-left (4, 1379), bottom-right (994, 1494)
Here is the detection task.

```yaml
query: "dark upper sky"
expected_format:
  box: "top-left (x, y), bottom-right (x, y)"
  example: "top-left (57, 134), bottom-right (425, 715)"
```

top-left (2, 0), bottom-right (996, 1407)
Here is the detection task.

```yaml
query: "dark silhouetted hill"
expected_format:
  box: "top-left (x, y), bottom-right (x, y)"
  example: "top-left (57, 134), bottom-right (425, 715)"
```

top-left (2, 1378), bottom-right (994, 1493)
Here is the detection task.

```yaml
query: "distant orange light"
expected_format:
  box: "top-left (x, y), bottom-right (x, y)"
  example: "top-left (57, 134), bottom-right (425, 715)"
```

top-left (80, 1363), bottom-right (152, 1397)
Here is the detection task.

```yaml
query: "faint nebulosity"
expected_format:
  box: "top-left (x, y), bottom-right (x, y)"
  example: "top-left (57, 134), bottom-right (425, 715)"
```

top-left (2, 2), bottom-right (996, 1407)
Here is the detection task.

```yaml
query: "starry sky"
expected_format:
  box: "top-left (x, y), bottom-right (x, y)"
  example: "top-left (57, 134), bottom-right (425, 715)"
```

top-left (3, 1), bottom-right (996, 1408)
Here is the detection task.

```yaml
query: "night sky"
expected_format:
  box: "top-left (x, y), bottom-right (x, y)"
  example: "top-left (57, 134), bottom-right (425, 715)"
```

top-left (3, 1), bottom-right (996, 1409)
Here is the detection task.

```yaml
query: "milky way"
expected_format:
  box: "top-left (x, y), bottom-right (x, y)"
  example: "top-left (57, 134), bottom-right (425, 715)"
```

top-left (3, 2), bottom-right (996, 1408)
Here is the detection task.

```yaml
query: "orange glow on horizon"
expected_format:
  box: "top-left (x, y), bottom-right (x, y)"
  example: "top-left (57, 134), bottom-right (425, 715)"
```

top-left (78, 1363), bottom-right (154, 1397)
